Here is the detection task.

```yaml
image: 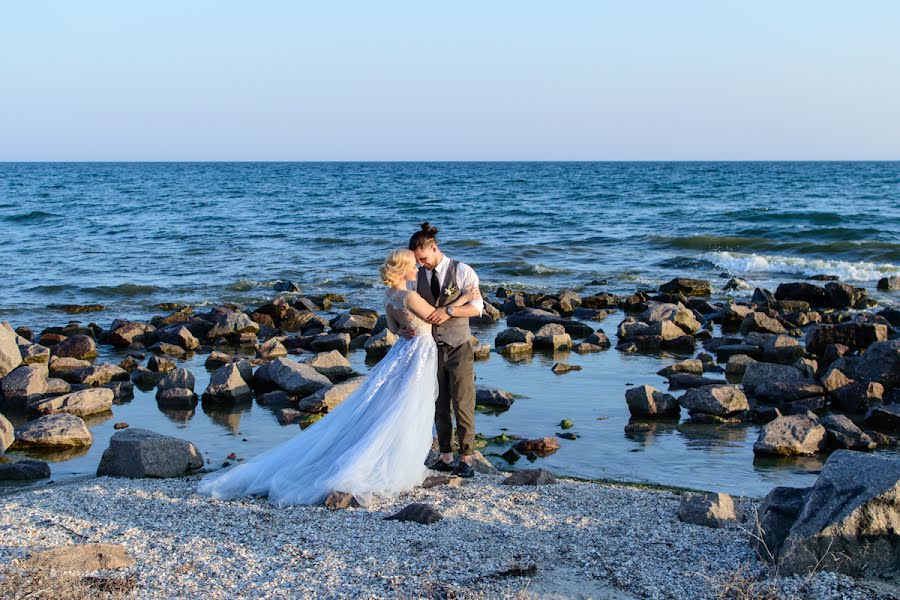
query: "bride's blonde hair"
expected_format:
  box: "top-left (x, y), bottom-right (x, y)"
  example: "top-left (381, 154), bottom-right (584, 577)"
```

top-left (380, 249), bottom-right (416, 287)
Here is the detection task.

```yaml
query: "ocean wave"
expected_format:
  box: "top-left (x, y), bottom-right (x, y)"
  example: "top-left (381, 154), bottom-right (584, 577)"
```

top-left (654, 234), bottom-right (900, 262)
top-left (723, 208), bottom-right (846, 225)
top-left (4, 210), bottom-right (61, 223)
top-left (492, 261), bottom-right (573, 277)
top-left (702, 251), bottom-right (898, 282)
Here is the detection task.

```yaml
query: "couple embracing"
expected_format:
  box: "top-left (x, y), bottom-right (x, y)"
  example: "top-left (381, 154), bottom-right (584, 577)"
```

top-left (198, 223), bottom-right (484, 505)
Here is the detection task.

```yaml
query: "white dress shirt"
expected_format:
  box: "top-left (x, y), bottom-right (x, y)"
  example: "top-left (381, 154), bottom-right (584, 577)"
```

top-left (413, 255), bottom-right (484, 316)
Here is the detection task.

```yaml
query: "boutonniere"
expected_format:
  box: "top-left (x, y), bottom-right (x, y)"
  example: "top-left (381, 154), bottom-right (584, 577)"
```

top-left (443, 283), bottom-right (459, 297)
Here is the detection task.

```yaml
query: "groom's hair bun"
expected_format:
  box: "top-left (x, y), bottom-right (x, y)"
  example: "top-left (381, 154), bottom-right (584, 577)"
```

top-left (409, 221), bottom-right (439, 250)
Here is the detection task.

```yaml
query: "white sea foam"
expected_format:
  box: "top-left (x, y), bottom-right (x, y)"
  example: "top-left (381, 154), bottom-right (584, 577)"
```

top-left (702, 251), bottom-right (898, 282)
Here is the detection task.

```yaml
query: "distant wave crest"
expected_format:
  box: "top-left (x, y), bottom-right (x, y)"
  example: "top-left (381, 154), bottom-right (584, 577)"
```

top-left (702, 251), bottom-right (898, 282)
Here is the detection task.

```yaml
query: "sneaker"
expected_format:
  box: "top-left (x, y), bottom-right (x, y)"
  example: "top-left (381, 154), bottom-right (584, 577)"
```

top-left (454, 461), bottom-right (475, 478)
top-left (429, 458), bottom-right (455, 473)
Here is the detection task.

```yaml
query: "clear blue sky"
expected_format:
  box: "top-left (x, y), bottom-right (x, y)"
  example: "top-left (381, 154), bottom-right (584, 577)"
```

top-left (1, 1), bottom-right (898, 160)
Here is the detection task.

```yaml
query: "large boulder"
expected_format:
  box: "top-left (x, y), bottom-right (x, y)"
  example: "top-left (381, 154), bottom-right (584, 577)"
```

top-left (841, 340), bottom-right (900, 388)
top-left (0, 413), bottom-right (13, 452)
top-left (821, 413), bottom-right (876, 450)
top-left (306, 350), bottom-right (352, 382)
top-left (297, 376), bottom-right (366, 413)
top-left (775, 283), bottom-right (831, 307)
top-left (640, 303), bottom-right (702, 335)
top-left (67, 363), bottom-right (128, 387)
top-left (205, 311), bottom-right (259, 339)
top-left (741, 362), bottom-right (804, 396)
top-left (29, 388), bottom-right (114, 417)
top-left (107, 321), bottom-right (155, 347)
top-left (863, 404), bottom-right (900, 433)
top-left (753, 486), bottom-right (812, 561)
top-left (0, 321), bottom-right (24, 377)
top-left (97, 428), bottom-right (202, 478)
top-left (364, 329), bottom-right (398, 360)
top-left (740, 312), bottom-right (788, 336)
top-left (0, 459), bottom-right (51, 480)
top-left (310, 333), bottom-right (351, 354)
top-left (625, 384), bottom-right (679, 417)
top-left (13, 414), bottom-right (92, 448)
top-left (50, 334), bottom-right (97, 359)
top-left (507, 309), bottom-right (593, 338)
top-left (806, 322), bottom-right (888, 356)
top-left (677, 492), bottom-right (744, 528)
top-left (1, 365), bottom-right (48, 408)
top-left (753, 414), bottom-right (826, 456)
top-left (753, 380), bottom-right (825, 405)
top-left (501, 468), bottom-right (557, 486)
top-left (202, 363), bottom-right (252, 403)
top-left (678, 385), bottom-right (748, 416)
top-left (330, 312), bottom-right (378, 336)
top-left (255, 357), bottom-right (330, 397)
top-left (776, 451), bottom-right (900, 577)
top-left (157, 368), bottom-right (196, 394)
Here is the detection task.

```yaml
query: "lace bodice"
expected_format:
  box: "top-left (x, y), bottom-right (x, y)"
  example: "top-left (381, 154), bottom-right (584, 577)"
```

top-left (385, 289), bottom-right (432, 336)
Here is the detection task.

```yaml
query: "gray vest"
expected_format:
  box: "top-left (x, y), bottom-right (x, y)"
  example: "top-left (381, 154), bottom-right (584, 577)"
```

top-left (417, 259), bottom-right (472, 348)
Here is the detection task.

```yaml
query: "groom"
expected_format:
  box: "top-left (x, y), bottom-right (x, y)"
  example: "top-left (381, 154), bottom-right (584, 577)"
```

top-left (409, 222), bottom-right (483, 478)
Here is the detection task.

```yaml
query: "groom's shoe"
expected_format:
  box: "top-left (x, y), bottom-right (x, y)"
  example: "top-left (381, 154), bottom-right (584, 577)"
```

top-left (454, 461), bottom-right (475, 479)
top-left (429, 458), bottom-right (455, 473)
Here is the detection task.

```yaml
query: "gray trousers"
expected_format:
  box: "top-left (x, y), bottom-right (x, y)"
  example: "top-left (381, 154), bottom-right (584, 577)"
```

top-left (435, 340), bottom-right (476, 456)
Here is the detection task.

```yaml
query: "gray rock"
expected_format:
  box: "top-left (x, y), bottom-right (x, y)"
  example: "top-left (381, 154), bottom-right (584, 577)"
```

top-left (0, 458), bottom-right (51, 480)
top-left (499, 341), bottom-right (533, 358)
top-left (276, 408), bottom-right (302, 425)
top-left (148, 354), bottom-right (176, 373)
top-left (96, 428), bottom-right (203, 478)
top-left (740, 312), bottom-right (788, 336)
top-left (45, 377), bottom-right (72, 395)
top-left (130, 367), bottom-right (164, 389)
top-left (202, 363), bottom-right (252, 403)
top-left (863, 404), bottom-right (900, 433)
top-left (363, 329), bottom-right (398, 359)
top-left (157, 367), bottom-right (196, 395)
top-left (753, 380), bottom-right (825, 404)
top-left (678, 385), bottom-right (748, 416)
top-left (50, 334), bottom-right (97, 359)
top-left (206, 311), bottom-right (259, 339)
top-left (807, 322), bottom-right (889, 355)
top-left (762, 335), bottom-right (804, 364)
top-left (831, 381), bottom-right (884, 414)
top-left (778, 450), bottom-right (900, 577)
top-left (741, 362), bottom-right (804, 396)
top-left (310, 333), bottom-right (351, 354)
top-left (1, 365), bottom-right (48, 408)
top-left (507, 309), bottom-right (593, 338)
top-left (68, 363), bottom-right (128, 386)
top-left (625, 384), bottom-right (680, 417)
top-left (677, 492), bottom-right (744, 528)
top-left (0, 321), bottom-right (23, 377)
top-left (306, 350), bottom-right (352, 382)
top-left (821, 413), bottom-right (876, 450)
top-left (640, 302), bottom-right (701, 335)
top-left (107, 321), bottom-right (155, 346)
top-left (0, 413), bottom-right (13, 452)
top-left (666, 373), bottom-right (726, 390)
top-left (384, 503), bottom-right (443, 524)
top-left (158, 325), bottom-right (200, 350)
top-left (13, 413), bottom-right (92, 448)
top-left (657, 359), bottom-right (704, 377)
top-left (753, 486), bottom-right (811, 562)
top-left (256, 357), bottom-right (330, 397)
top-left (476, 388), bottom-right (515, 409)
top-left (156, 388), bottom-right (197, 409)
top-left (29, 387), bottom-right (114, 417)
top-left (331, 312), bottom-right (378, 335)
top-left (494, 327), bottom-right (534, 348)
top-left (842, 340), bottom-right (900, 388)
top-left (20, 342), bottom-right (50, 365)
top-left (725, 354), bottom-right (756, 377)
top-left (297, 376), bottom-right (365, 413)
top-left (501, 468), bottom-right (557, 486)
top-left (753, 414), bottom-right (826, 456)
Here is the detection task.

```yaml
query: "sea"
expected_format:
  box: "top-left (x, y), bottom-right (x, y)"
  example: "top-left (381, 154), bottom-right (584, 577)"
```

top-left (1, 162), bottom-right (898, 497)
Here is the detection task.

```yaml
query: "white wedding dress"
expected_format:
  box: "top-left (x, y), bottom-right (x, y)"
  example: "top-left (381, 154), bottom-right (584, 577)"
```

top-left (197, 288), bottom-right (437, 506)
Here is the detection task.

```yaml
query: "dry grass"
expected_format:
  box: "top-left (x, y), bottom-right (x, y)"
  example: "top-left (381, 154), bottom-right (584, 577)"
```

top-left (0, 564), bottom-right (135, 600)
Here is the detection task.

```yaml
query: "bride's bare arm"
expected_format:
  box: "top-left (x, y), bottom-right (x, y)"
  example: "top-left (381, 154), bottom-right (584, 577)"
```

top-left (405, 291), bottom-right (442, 321)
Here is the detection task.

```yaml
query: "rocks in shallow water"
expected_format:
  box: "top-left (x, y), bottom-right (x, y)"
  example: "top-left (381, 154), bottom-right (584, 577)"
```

top-left (739, 312), bottom-right (787, 336)
top-left (807, 322), bottom-right (888, 355)
top-left (762, 335), bottom-right (804, 364)
top-left (475, 388), bottom-right (515, 409)
top-left (0, 322), bottom-right (24, 377)
top-left (551, 363), bottom-right (581, 375)
top-left (656, 359), bottom-right (703, 377)
top-left (821, 413), bottom-right (876, 450)
top-left (507, 309), bottom-right (593, 338)
top-left (69, 363), bottom-right (128, 387)
top-left (640, 302), bottom-right (702, 335)
top-left (625, 385), bottom-right (679, 418)
top-left (205, 310), bottom-right (259, 340)
top-left (107, 321), bottom-right (155, 347)
top-left (29, 387), bottom-right (114, 417)
top-left (158, 326), bottom-right (200, 351)
top-left (775, 282), bottom-right (831, 307)
top-left (830, 381), bottom-right (883, 413)
top-left (97, 428), bottom-right (202, 478)
top-left (741, 362), bottom-right (803, 396)
top-left (1, 364), bottom-right (48, 408)
top-left (130, 367), bottom-right (164, 389)
top-left (677, 492), bottom-right (744, 528)
top-left (753, 414), bottom-right (826, 456)
top-left (255, 357), bottom-right (330, 397)
top-left (205, 350), bottom-right (234, 370)
top-left (148, 355), bottom-right (176, 373)
top-left (863, 404), bottom-right (900, 433)
top-left (753, 380), bottom-right (824, 405)
top-left (0, 458), bottom-right (51, 480)
top-left (840, 339), bottom-right (900, 388)
top-left (273, 280), bottom-right (301, 293)
top-left (495, 327), bottom-right (534, 347)
top-left (499, 341), bottom-right (533, 358)
top-left (276, 408), bottom-right (302, 425)
top-left (659, 277), bottom-right (711, 297)
top-left (534, 324), bottom-right (573, 351)
top-left (502, 468), bottom-right (557, 486)
top-left (1, 413), bottom-right (13, 452)
top-left (473, 342), bottom-right (491, 360)
top-left (157, 367), bottom-right (196, 394)
top-left (13, 413), bottom-right (92, 448)
top-left (666, 373), bottom-right (725, 390)
top-left (325, 491), bottom-right (360, 510)
top-left (384, 503), bottom-right (443, 524)
top-left (775, 450), bottom-right (900, 577)
top-left (363, 329), bottom-right (397, 360)
top-left (202, 364), bottom-right (252, 403)
top-left (514, 437), bottom-right (560, 456)
top-left (156, 388), bottom-right (198, 409)
top-left (306, 350), bottom-right (352, 382)
top-left (20, 342), bottom-right (50, 365)
top-left (725, 354), bottom-right (755, 377)
top-left (48, 333), bottom-right (96, 360)
top-left (310, 333), bottom-right (351, 354)
top-left (296, 376), bottom-right (365, 413)
top-left (877, 276), bottom-right (900, 291)
top-left (678, 385), bottom-right (748, 416)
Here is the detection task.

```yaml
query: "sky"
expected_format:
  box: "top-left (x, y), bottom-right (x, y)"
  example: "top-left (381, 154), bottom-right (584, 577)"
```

top-left (1, 1), bottom-right (898, 161)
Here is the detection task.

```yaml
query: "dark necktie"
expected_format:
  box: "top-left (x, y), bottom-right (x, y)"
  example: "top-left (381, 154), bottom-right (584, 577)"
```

top-left (430, 269), bottom-right (441, 301)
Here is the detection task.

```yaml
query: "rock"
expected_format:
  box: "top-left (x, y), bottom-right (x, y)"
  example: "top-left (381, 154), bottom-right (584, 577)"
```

top-left (0, 459), bottom-right (51, 480)
top-left (495, 327), bottom-right (534, 347)
top-left (157, 367), bottom-right (196, 394)
top-left (499, 342), bottom-right (533, 358)
top-left (205, 350), bottom-right (234, 370)
top-left (551, 363), bottom-right (581, 375)
top-left (306, 350), bottom-right (352, 382)
top-left (471, 450), bottom-right (500, 475)
top-left (156, 388), bottom-right (198, 409)
top-left (677, 492), bottom-right (744, 528)
top-left (297, 376), bottom-right (365, 413)
top-left (625, 385), bottom-right (680, 417)
top-left (148, 355), bottom-right (176, 373)
top-left (775, 282), bottom-right (831, 307)
top-left (364, 329), bottom-right (398, 359)
top-left (149, 341), bottom-right (187, 357)
top-left (29, 388), bottom-right (114, 417)
top-left (752, 486), bottom-right (812, 561)
top-left (0, 322), bottom-right (23, 377)
top-left (114, 422), bottom-right (129, 429)
top-left (514, 437), bottom-right (560, 456)
top-left (821, 413), bottom-right (876, 450)
top-left (20, 343), bottom-right (50, 365)
top-left (331, 312), bottom-right (378, 335)
top-left (777, 450), bottom-right (900, 577)
top-left (753, 414), bottom-right (826, 456)
top-left (659, 277), bottom-right (711, 297)
top-left (202, 364), bottom-right (252, 403)
top-left (715, 343), bottom-right (762, 363)
top-left (507, 309), bottom-right (593, 338)
top-left (740, 312), bottom-right (788, 336)
top-left (807, 322), bottom-right (888, 355)
top-left (824, 281), bottom-right (868, 309)
top-left (274, 280), bottom-right (301, 293)
top-left (107, 321), bottom-right (155, 346)
top-left (762, 335), bottom-right (804, 364)
top-left (25, 543), bottom-right (135, 572)
top-left (831, 381), bottom-right (884, 414)
top-left (13, 414), bottom-right (92, 448)
top-left (96, 428), bottom-right (202, 478)
top-left (130, 367), bottom-right (164, 389)
top-left (678, 385), bottom-right (748, 416)
top-left (877, 276), bottom-right (900, 291)
top-left (475, 388), bottom-right (515, 408)
top-left (841, 340), bottom-right (900, 388)
top-left (384, 503), bottom-right (443, 524)
top-left (206, 311), bottom-right (259, 339)
top-left (725, 354), bottom-right (756, 377)
top-left (1, 365), bottom-right (48, 408)
top-left (310, 333), bottom-right (351, 354)
top-left (255, 357), bottom-right (330, 397)
top-left (640, 302), bottom-right (702, 335)
top-left (158, 326), bottom-right (200, 351)
top-left (1, 413), bottom-right (13, 452)
top-left (741, 362), bottom-right (804, 396)
top-left (863, 404), bottom-right (900, 433)
top-left (723, 276), bottom-right (751, 292)
top-left (473, 343), bottom-right (491, 360)
top-left (666, 373), bottom-right (726, 390)
top-left (657, 359), bottom-right (704, 377)
top-left (69, 363), bottom-right (128, 387)
top-left (276, 408), bottom-right (302, 425)
top-left (501, 468), bottom-right (557, 485)
top-left (753, 380), bottom-right (825, 405)
top-left (325, 491), bottom-right (360, 510)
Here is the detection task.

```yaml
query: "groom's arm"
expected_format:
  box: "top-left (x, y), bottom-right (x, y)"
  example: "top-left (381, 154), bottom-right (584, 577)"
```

top-left (425, 264), bottom-right (483, 324)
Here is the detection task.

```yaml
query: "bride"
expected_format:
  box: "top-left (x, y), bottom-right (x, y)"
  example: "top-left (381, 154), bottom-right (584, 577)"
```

top-left (197, 249), bottom-right (480, 506)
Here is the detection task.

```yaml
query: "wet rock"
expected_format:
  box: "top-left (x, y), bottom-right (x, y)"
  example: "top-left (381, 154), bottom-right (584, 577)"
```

top-left (753, 486), bottom-right (811, 562)
top-left (762, 335), bottom-right (804, 364)
top-left (255, 357), bottom-right (330, 397)
top-left (666, 373), bottom-right (726, 390)
top-left (384, 503), bottom-right (443, 524)
top-left (719, 303), bottom-right (754, 326)
top-left (130, 367), bottom-right (164, 389)
top-left (19, 342), bottom-right (50, 365)
top-left (725, 354), bottom-right (756, 377)
top-left (877, 276), bottom-right (900, 291)
top-left (534, 324), bottom-right (573, 351)
top-left (310, 333), bottom-right (351, 354)
top-left (723, 276), bottom-right (752, 292)
top-left (48, 334), bottom-right (96, 360)
top-left (274, 280), bottom-right (301, 293)
top-left (753, 414), bottom-right (826, 456)
top-left (296, 376), bottom-right (365, 413)
top-left (514, 437), bottom-right (560, 456)
top-left (325, 491), bottom-right (360, 510)
top-left (148, 355), bottom-right (176, 373)
top-left (495, 327), bottom-right (534, 347)
top-left (158, 326), bottom-right (200, 351)
top-left (476, 388), bottom-right (515, 409)
top-left (499, 341), bottom-right (533, 358)
top-left (740, 312), bottom-right (788, 336)
top-left (659, 277), bottom-right (711, 297)
top-left (807, 322), bottom-right (888, 355)
top-left (206, 311), bottom-right (259, 339)
top-left (824, 281), bottom-right (868, 309)
top-left (473, 342), bottom-right (491, 360)
top-left (157, 368), bottom-right (196, 396)
top-left (679, 385), bottom-right (748, 416)
top-left (754, 380), bottom-right (825, 404)
top-left (364, 329), bottom-right (397, 360)
top-left (777, 450), bottom-right (900, 577)
top-left (501, 468), bottom-right (557, 486)
top-left (118, 355), bottom-right (140, 373)
top-left (202, 364), bottom-right (252, 403)
top-left (107, 321), bottom-right (155, 347)
top-left (582, 292), bottom-right (620, 309)
top-left (13, 413), bottom-right (92, 448)
top-left (715, 343), bottom-right (762, 363)
top-left (551, 363), bottom-right (581, 375)
top-left (741, 362), bottom-right (804, 396)
top-left (276, 408), bottom-right (302, 425)
top-left (306, 350), bottom-right (352, 382)
top-left (331, 312), bottom-right (378, 336)
top-left (0, 458), bottom-right (51, 480)
top-left (205, 351), bottom-right (234, 370)
top-left (839, 340), bottom-right (900, 388)
top-left (30, 388), bottom-right (114, 417)
top-left (657, 359), bottom-right (703, 377)
top-left (1, 365), bottom-right (48, 408)
top-left (70, 363), bottom-right (128, 386)
top-left (97, 428), bottom-right (203, 478)
top-left (156, 388), bottom-right (198, 409)
top-left (257, 390), bottom-right (292, 407)
top-left (149, 342), bottom-right (187, 357)
top-left (677, 492), bottom-right (744, 528)
top-left (1, 413), bottom-right (13, 452)
top-left (775, 282), bottom-right (831, 307)
top-left (105, 381), bottom-right (135, 403)
top-left (863, 404), bottom-right (900, 433)
top-left (641, 302), bottom-right (702, 335)
top-left (821, 413), bottom-right (876, 450)
top-left (507, 309), bottom-right (593, 338)
top-left (625, 384), bottom-right (680, 417)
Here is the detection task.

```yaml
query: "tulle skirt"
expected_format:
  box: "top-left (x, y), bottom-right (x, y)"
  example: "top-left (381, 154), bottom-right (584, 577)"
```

top-left (197, 335), bottom-right (437, 506)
